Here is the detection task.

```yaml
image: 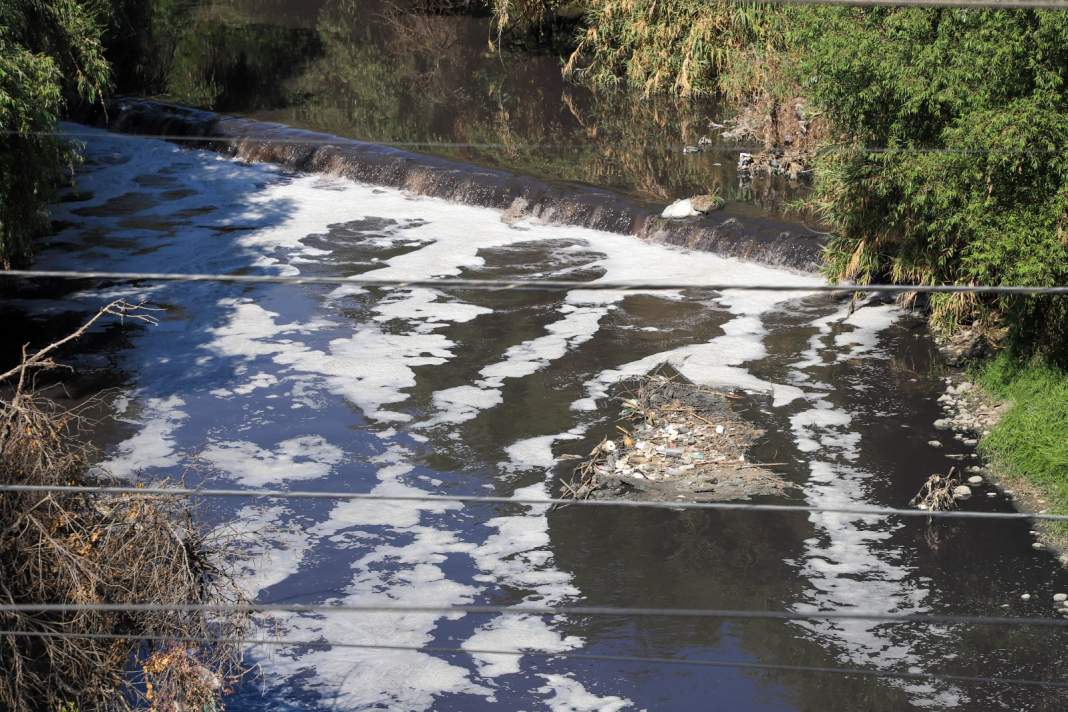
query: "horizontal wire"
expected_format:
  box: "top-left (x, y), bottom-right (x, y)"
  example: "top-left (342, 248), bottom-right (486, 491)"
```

top-left (1, 628), bottom-right (1066, 691)
top-left (4, 269), bottom-right (1068, 295)
top-left (7, 129), bottom-right (767, 154)
top-left (1, 629), bottom-right (1066, 689)
top-left (765, 0), bottom-right (1068, 6)
top-left (3, 128), bottom-right (1062, 155)
top-left (3, 483), bottom-right (1065, 522)
top-left (4, 601), bottom-right (1068, 628)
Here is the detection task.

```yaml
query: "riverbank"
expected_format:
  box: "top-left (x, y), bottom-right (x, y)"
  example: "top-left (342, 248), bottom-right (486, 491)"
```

top-left (933, 346), bottom-right (1068, 560)
top-left (0, 302), bottom-right (246, 711)
top-left (978, 357), bottom-right (1068, 556)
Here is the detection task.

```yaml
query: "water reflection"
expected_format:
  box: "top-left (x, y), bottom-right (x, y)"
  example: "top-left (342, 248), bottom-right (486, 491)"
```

top-left (11, 126), bottom-right (1068, 710)
top-left (113, 0), bottom-right (804, 212)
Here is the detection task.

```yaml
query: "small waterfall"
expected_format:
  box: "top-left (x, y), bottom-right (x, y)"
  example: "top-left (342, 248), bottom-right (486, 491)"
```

top-left (84, 97), bottom-right (827, 272)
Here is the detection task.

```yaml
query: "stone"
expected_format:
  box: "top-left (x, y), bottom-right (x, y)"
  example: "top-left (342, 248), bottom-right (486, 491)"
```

top-left (927, 440), bottom-right (942, 448)
top-left (690, 194), bottom-right (725, 213)
top-left (952, 485), bottom-right (972, 500)
top-left (934, 419), bottom-right (952, 430)
top-left (1021, 593), bottom-right (1032, 601)
top-left (967, 475), bottom-right (983, 485)
top-left (661, 198), bottom-right (699, 219)
top-left (1033, 542), bottom-right (1045, 549)
top-left (1053, 593), bottom-right (1067, 602)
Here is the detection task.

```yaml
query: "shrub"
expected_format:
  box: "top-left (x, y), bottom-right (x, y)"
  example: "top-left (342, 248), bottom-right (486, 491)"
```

top-left (797, 9), bottom-right (1068, 361)
top-left (0, 0), bottom-right (109, 267)
top-left (0, 302), bottom-right (248, 711)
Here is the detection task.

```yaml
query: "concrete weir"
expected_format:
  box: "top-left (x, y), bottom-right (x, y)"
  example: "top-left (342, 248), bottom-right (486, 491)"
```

top-left (88, 98), bottom-right (826, 272)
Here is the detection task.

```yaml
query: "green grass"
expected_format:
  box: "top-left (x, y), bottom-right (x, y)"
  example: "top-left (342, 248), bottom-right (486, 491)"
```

top-left (979, 354), bottom-right (1068, 516)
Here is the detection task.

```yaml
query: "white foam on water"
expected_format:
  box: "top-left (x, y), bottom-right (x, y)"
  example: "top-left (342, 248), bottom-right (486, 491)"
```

top-left (501, 432), bottom-right (581, 472)
top-left (427, 305), bottom-right (607, 424)
top-left (201, 435), bottom-right (344, 487)
top-left (786, 304), bottom-right (960, 708)
top-left (835, 303), bottom-right (901, 359)
top-left (223, 504), bottom-right (312, 597)
top-left (314, 445), bottom-right (461, 533)
top-left (101, 395), bottom-right (187, 477)
top-left (54, 126), bottom-right (891, 710)
top-left (536, 675), bottom-right (632, 712)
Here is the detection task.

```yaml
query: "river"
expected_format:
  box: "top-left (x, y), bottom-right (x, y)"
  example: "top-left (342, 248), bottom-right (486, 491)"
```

top-left (6, 1), bottom-right (1068, 710)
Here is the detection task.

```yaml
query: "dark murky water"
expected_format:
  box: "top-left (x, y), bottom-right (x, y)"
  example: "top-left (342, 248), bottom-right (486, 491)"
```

top-left (111, 0), bottom-right (803, 216)
top-left (5, 2), bottom-right (1068, 709)
top-left (4, 120), bottom-right (1067, 710)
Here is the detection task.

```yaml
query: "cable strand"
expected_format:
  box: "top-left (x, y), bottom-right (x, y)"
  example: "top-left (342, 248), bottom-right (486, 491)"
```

top-left (1, 629), bottom-right (1066, 689)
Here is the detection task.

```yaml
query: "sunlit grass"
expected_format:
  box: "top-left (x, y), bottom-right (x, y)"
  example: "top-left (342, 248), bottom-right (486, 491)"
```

top-left (979, 354), bottom-right (1068, 517)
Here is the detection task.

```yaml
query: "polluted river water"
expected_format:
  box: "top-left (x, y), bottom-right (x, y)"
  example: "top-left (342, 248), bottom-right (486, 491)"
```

top-left (5, 121), bottom-right (1068, 711)
top-left (3, 1), bottom-right (1067, 707)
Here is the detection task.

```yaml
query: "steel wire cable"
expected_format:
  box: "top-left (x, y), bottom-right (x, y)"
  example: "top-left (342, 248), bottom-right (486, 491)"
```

top-left (2, 483), bottom-right (1065, 522)
top-left (5, 269), bottom-right (1068, 295)
top-left (1, 629), bottom-right (1066, 689)
top-left (765, 0), bottom-right (1068, 6)
top-left (3, 127), bottom-right (1066, 154)
top-left (3, 601), bottom-right (1068, 629)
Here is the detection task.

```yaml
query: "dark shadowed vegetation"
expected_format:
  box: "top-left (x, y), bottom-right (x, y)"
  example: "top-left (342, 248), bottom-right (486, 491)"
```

top-left (0, 0), bottom-right (109, 267)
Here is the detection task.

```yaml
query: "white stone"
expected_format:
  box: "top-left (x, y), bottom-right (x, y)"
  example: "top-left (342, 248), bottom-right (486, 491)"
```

top-left (967, 475), bottom-right (983, 485)
top-left (1021, 593), bottom-right (1032, 600)
top-left (1033, 542), bottom-right (1045, 549)
top-left (1053, 593), bottom-right (1067, 602)
top-left (952, 485), bottom-right (972, 500)
top-left (928, 440), bottom-right (943, 448)
top-left (661, 198), bottom-right (699, 219)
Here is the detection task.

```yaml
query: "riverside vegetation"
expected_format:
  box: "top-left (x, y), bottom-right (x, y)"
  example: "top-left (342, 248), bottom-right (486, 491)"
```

top-left (510, 0), bottom-right (1068, 524)
top-left (0, 301), bottom-right (248, 711)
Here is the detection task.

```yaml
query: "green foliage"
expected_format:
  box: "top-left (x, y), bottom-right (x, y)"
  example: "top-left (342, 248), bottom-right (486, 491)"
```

top-left (979, 353), bottom-right (1068, 514)
top-left (799, 9), bottom-right (1068, 361)
top-left (0, 0), bottom-right (109, 268)
top-left (554, 4), bottom-right (1068, 362)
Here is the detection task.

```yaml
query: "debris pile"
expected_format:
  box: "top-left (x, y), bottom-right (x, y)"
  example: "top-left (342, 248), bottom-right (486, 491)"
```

top-left (563, 373), bottom-right (790, 502)
top-left (910, 468), bottom-right (969, 511)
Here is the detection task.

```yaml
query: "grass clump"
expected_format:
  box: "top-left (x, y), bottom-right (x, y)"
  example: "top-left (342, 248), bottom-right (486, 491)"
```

top-left (979, 353), bottom-right (1068, 514)
top-left (563, 0), bottom-right (792, 102)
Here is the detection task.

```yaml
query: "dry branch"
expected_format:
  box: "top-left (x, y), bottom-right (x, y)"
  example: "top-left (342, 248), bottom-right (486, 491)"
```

top-left (1, 301), bottom-right (246, 712)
